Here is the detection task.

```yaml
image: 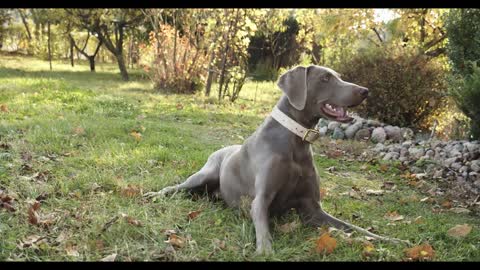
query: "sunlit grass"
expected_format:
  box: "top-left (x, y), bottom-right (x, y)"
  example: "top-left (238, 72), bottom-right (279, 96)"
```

top-left (0, 55), bottom-right (479, 261)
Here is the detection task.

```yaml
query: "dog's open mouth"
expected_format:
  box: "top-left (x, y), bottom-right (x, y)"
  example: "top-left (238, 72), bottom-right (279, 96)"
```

top-left (321, 103), bottom-right (353, 123)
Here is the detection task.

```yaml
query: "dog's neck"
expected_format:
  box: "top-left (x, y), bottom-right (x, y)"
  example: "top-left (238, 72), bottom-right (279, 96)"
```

top-left (276, 95), bottom-right (320, 129)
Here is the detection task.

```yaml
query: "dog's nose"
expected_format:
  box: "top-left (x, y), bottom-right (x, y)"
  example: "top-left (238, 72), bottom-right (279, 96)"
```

top-left (358, 87), bottom-right (369, 98)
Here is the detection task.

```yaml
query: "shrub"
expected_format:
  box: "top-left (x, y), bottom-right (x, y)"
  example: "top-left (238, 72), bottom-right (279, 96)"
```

top-left (139, 25), bottom-right (208, 94)
top-left (337, 48), bottom-right (447, 130)
top-left (449, 62), bottom-right (480, 139)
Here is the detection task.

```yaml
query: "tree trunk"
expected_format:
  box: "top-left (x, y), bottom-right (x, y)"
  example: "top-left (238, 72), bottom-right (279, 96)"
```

top-left (88, 56), bottom-right (95, 71)
top-left (70, 38), bottom-right (75, 67)
top-left (205, 52), bottom-right (216, 96)
top-left (47, 22), bottom-right (52, 71)
top-left (115, 53), bottom-right (129, 81)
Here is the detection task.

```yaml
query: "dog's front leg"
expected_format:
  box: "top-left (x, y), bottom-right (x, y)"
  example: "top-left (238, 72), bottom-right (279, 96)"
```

top-left (250, 193), bottom-right (274, 255)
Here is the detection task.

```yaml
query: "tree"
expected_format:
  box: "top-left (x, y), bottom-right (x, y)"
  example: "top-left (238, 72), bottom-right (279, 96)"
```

top-left (67, 9), bottom-right (144, 81)
top-left (69, 32), bottom-right (102, 71)
top-left (0, 9), bottom-right (13, 49)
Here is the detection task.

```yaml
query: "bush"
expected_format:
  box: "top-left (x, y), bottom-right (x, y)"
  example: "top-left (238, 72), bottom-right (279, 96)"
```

top-left (449, 62), bottom-right (480, 139)
top-left (139, 25), bottom-right (208, 94)
top-left (337, 48), bottom-right (447, 130)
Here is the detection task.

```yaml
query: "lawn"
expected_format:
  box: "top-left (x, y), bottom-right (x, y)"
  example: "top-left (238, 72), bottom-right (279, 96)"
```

top-left (0, 54), bottom-right (479, 261)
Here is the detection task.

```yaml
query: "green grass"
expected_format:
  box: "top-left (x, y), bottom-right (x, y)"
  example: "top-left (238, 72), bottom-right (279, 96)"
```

top-left (0, 54), bottom-right (479, 261)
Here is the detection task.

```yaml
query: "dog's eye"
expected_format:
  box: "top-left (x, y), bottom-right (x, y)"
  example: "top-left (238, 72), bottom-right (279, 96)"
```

top-left (322, 73), bottom-right (331, 82)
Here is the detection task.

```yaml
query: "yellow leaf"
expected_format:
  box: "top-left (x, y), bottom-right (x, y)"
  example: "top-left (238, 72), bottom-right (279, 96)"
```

top-left (165, 234), bottom-right (185, 248)
top-left (315, 232), bottom-right (337, 254)
top-left (130, 131), bottom-right (142, 141)
top-left (404, 243), bottom-right (435, 261)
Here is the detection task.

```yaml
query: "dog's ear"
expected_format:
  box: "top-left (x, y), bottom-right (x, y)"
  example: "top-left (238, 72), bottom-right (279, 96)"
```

top-left (277, 66), bottom-right (309, 110)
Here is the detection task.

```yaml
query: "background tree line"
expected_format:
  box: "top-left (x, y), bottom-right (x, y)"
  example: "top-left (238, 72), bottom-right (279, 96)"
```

top-left (0, 8), bottom-right (479, 139)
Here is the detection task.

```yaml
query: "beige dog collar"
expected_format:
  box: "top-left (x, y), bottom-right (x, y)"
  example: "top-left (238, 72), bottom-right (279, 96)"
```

top-left (270, 106), bottom-right (320, 144)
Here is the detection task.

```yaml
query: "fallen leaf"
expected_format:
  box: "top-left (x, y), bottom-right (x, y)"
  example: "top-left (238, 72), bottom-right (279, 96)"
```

top-left (120, 213), bottom-right (143, 227)
top-left (362, 241), bottom-right (376, 258)
top-left (212, 238), bottom-right (226, 250)
top-left (100, 253), bottom-right (117, 262)
top-left (1, 104), bottom-right (9, 112)
top-left (379, 164), bottom-right (389, 172)
top-left (130, 131), bottom-right (142, 141)
top-left (28, 201), bottom-right (41, 225)
top-left (121, 184), bottom-right (141, 197)
top-left (65, 244), bottom-right (80, 257)
top-left (420, 197), bottom-right (430, 202)
top-left (384, 211), bottom-right (404, 221)
top-left (414, 216), bottom-right (425, 224)
top-left (187, 210), bottom-right (202, 221)
top-left (319, 188), bottom-right (327, 199)
top-left (449, 207), bottom-right (471, 214)
top-left (315, 232), bottom-right (337, 255)
top-left (176, 103), bottom-right (184, 110)
top-left (165, 234), bottom-right (185, 248)
top-left (404, 243), bottom-right (435, 261)
top-left (277, 221), bottom-right (299, 233)
top-left (20, 235), bottom-right (44, 248)
top-left (441, 200), bottom-right (453, 209)
top-left (72, 126), bottom-right (85, 136)
top-left (366, 189), bottom-right (384, 196)
top-left (447, 224), bottom-right (472, 239)
top-left (381, 181), bottom-right (396, 190)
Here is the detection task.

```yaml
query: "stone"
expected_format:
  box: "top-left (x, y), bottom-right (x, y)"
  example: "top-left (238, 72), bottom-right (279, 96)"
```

top-left (459, 166), bottom-right (469, 173)
top-left (317, 118), bottom-right (329, 128)
top-left (433, 169), bottom-right (444, 179)
top-left (464, 142), bottom-right (479, 153)
top-left (384, 125), bottom-right (403, 142)
top-left (470, 160), bottom-right (480, 172)
top-left (366, 119), bottom-right (382, 127)
top-left (402, 140), bottom-right (413, 148)
top-left (354, 128), bottom-right (371, 141)
top-left (319, 126), bottom-right (328, 137)
top-left (444, 157), bottom-right (459, 167)
top-left (332, 127), bottom-right (345, 140)
top-left (373, 143), bottom-right (385, 152)
top-left (408, 147), bottom-right (425, 160)
top-left (401, 127), bottom-right (414, 140)
top-left (371, 127), bottom-right (386, 144)
top-left (451, 162), bottom-right (462, 170)
top-left (400, 147), bottom-right (409, 158)
top-left (425, 149), bottom-right (435, 158)
top-left (328, 121), bottom-right (341, 131)
top-left (448, 149), bottom-right (462, 158)
top-left (340, 123), bottom-right (350, 129)
top-left (345, 122), bottom-right (363, 139)
top-left (383, 152), bottom-right (399, 161)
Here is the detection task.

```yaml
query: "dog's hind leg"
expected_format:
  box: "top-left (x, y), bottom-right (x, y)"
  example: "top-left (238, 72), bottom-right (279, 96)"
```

top-left (144, 146), bottom-right (239, 199)
top-left (298, 198), bottom-right (410, 244)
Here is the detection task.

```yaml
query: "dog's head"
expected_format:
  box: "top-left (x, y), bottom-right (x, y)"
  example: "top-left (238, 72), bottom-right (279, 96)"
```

top-left (277, 65), bottom-right (368, 123)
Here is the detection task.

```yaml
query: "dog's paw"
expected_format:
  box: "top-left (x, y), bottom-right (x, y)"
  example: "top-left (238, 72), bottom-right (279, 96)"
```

top-left (255, 241), bottom-right (273, 256)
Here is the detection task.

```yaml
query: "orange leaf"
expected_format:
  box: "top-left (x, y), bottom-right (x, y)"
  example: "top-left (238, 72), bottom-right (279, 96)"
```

top-left (384, 210), bottom-right (404, 221)
top-left (404, 243), bottom-right (435, 261)
top-left (176, 103), bottom-right (184, 110)
top-left (28, 201), bottom-right (41, 225)
top-left (130, 131), bottom-right (142, 141)
top-left (319, 188), bottom-right (327, 199)
top-left (187, 210), bottom-right (202, 221)
top-left (315, 232), bottom-right (337, 254)
top-left (165, 234), bottom-right (185, 248)
top-left (447, 224), bottom-right (472, 239)
top-left (121, 185), bottom-right (141, 197)
top-left (0, 104), bottom-right (8, 112)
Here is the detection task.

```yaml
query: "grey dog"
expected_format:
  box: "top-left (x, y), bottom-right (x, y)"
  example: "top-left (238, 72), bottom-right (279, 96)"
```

top-left (145, 65), bottom-right (406, 254)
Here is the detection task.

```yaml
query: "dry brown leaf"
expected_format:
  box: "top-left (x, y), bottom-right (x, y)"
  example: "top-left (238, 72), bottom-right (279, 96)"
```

top-left (381, 181), bottom-right (397, 190)
top-left (176, 103), bottom-right (184, 110)
top-left (384, 211), bottom-right (404, 221)
top-left (319, 188), bottom-right (327, 199)
top-left (379, 164), bottom-right (389, 172)
top-left (441, 200), bottom-right (453, 209)
top-left (404, 243), bottom-right (435, 261)
top-left (1, 104), bottom-right (9, 112)
top-left (165, 234), bottom-right (185, 248)
top-left (72, 126), bottom-right (85, 136)
top-left (447, 224), bottom-right (472, 239)
top-left (315, 232), bottom-right (337, 255)
top-left (187, 210), bottom-right (202, 221)
top-left (28, 201), bottom-right (41, 225)
top-left (100, 253), bottom-right (117, 262)
top-left (277, 221), bottom-right (299, 233)
top-left (212, 238), bottom-right (226, 250)
top-left (130, 131), bottom-right (142, 141)
top-left (121, 184), bottom-right (141, 197)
